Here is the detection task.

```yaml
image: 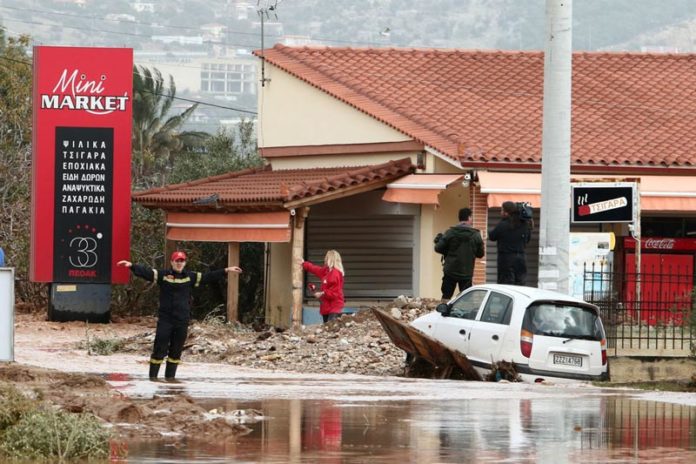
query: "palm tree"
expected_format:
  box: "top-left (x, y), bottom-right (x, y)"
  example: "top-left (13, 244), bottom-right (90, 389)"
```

top-left (132, 65), bottom-right (209, 186)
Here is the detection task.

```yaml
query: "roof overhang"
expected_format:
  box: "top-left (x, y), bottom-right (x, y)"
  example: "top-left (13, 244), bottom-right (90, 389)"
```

top-left (383, 174), bottom-right (464, 205)
top-left (478, 171), bottom-right (696, 212)
top-left (166, 211), bottom-right (291, 242)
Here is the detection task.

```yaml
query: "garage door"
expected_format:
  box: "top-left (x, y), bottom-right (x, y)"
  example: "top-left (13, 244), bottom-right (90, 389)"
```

top-left (306, 215), bottom-right (415, 298)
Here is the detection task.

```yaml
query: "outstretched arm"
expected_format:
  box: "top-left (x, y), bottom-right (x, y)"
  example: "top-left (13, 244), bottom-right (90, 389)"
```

top-left (117, 260), bottom-right (155, 282)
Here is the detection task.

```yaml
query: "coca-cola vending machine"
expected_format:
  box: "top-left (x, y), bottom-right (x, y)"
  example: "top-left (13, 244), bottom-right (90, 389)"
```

top-left (623, 237), bottom-right (695, 325)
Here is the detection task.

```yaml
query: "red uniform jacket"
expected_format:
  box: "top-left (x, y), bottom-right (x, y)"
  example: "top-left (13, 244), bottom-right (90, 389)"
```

top-left (302, 261), bottom-right (345, 315)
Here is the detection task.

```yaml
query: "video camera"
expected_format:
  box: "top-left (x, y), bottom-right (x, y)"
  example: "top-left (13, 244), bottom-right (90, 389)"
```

top-left (516, 202), bottom-right (533, 221)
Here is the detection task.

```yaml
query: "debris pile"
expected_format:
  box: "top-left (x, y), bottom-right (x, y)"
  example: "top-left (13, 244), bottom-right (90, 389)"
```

top-left (120, 296), bottom-right (440, 377)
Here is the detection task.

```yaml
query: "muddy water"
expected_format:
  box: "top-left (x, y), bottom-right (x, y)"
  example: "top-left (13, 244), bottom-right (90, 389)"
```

top-left (109, 373), bottom-right (696, 463)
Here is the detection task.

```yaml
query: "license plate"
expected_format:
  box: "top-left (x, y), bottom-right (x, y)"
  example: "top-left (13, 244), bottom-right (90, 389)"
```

top-left (553, 353), bottom-right (582, 367)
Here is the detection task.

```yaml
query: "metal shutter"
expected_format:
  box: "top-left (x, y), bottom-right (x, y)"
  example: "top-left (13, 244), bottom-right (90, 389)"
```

top-left (306, 215), bottom-right (415, 298)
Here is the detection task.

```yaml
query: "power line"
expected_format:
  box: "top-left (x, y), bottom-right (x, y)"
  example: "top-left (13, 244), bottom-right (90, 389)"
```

top-left (0, 4), bottom-right (389, 48)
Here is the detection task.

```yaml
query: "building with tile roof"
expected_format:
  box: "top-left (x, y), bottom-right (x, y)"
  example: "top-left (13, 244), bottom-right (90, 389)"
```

top-left (135, 45), bottom-right (696, 328)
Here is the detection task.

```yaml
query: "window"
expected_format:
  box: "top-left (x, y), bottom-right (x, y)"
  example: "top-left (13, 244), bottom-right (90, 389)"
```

top-left (449, 290), bottom-right (487, 320)
top-left (523, 303), bottom-right (603, 340)
top-left (480, 292), bottom-right (513, 325)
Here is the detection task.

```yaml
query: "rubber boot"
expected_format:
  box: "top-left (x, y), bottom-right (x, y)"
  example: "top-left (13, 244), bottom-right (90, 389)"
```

top-left (165, 361), bottom-right (178, 380)
top-left (149, 362), bottom-right (160, 380)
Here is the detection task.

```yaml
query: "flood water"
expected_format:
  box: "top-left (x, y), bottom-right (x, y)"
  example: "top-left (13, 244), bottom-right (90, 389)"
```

top-left (107, 370), bottom-right (696, 463)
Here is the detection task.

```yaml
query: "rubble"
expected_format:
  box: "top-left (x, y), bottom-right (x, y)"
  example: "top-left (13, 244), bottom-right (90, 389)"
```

top-left (119, 297), bottom-right (441, 377)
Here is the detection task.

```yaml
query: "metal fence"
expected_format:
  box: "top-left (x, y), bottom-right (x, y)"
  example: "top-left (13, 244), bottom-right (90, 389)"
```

top-left (583, 263), bottom-right (695, 356)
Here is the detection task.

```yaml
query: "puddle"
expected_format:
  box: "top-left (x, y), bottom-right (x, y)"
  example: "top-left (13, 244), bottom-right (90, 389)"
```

top-left (105, 372), bottom-right (696, 463)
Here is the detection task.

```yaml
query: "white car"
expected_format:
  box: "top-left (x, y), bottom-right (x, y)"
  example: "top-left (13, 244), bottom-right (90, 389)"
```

top-left (410, 284), bottom-right (609, 383)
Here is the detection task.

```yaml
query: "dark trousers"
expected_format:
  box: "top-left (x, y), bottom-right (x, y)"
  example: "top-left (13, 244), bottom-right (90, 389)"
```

top-left (322, 313), bottom-right (340, 323)
top-left (441, 274), bottom-right (473, 299)
top-left (151, 315), bottom-right (189, 363)
top-left (497, 253), bottom-right (527, 285)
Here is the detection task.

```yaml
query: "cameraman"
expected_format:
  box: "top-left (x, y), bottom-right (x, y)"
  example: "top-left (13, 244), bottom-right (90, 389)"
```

top-left (434, 208), bottom-right (484, 300)
top-left (488, 201), bottom-right (532, 286)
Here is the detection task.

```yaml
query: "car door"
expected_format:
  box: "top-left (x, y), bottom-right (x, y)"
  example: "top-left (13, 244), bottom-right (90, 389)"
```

top-left (467, 291), bottom-right (514, 368)
top-left (432, 289), bottom-right (488, 354)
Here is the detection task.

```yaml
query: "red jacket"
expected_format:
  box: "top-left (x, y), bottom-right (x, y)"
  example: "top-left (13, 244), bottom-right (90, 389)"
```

top-left (302, 261), bottom-right (345, 315)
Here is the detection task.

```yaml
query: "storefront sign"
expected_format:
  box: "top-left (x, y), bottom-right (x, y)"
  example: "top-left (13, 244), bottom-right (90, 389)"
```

top-left (571, 183), bottom-right (635, 223)
top-left (31, 46), bottom-right (132, 284)
top-left (624, 237), bottom-right (696, 251)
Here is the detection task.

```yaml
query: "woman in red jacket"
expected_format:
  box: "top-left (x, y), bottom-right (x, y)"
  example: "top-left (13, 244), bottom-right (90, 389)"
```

top-left (303, 250), bottom-right (345, 323)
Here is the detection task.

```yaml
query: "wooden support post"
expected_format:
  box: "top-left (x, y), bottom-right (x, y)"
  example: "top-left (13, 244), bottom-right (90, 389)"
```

top-left (291, 207), bottom-right (309, 329)
top-left (226, 242), bottom-right (240, 323)
top-left (164, 239), bottom-right (177, 266)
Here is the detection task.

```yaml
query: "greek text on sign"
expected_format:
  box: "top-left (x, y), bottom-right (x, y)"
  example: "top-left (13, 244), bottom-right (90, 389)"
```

top-left (578, 197), bottom-right (627, 216)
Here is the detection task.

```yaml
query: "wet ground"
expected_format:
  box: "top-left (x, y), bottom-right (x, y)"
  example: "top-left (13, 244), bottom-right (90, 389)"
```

top-left (105, 368), bottom-right (696, 463)
top-left (12, 316), bottom-right (696, 463)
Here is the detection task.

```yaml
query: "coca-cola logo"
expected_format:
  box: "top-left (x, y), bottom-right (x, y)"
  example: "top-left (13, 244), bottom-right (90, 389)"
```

top-left (644, 238), bottom-right (676, 250)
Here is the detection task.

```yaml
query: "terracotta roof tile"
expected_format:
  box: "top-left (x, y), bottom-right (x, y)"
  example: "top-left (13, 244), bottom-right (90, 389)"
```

top-left (256, 45), bottom-right (696, 169)
top-left (133, 158), bottom-right (415, 211)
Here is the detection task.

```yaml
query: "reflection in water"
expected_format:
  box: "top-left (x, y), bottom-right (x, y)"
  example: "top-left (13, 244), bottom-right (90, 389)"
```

top-left (126, 394), bottom-right (696, 463)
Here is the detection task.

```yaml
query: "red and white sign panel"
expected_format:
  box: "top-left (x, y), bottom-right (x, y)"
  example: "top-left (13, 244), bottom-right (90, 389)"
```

top-left (624, 237), bottom-right (696, 252)
top-left (31, 46), bottom-right (132, 284)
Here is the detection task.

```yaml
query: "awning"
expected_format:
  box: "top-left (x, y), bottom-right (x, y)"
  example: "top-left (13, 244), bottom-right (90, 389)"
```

top-left (477, 172), bottom-right (696, 212)
top-left (382, 174), bottom-right (464, 205)
top-left (166, 211), bottom-right (291, 242)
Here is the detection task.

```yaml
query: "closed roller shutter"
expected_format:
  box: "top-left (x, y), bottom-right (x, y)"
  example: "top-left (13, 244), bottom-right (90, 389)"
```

top-left (306, 215), bottom-right (415, 298)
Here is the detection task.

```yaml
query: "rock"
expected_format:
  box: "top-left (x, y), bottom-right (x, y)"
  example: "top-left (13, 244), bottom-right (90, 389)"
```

top-left (389, 308), bottom-right (402, 319)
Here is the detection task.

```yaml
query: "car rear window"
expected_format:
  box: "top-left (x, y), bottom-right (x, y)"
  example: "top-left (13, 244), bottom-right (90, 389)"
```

top-left (523, 303), bottom-right (604, 340)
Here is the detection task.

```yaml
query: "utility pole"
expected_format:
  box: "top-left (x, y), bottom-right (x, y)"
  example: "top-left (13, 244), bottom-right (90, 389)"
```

top-left (257, 0), bottom-right (280, 87)
top-left (538, 0), bottom-right (573, 293)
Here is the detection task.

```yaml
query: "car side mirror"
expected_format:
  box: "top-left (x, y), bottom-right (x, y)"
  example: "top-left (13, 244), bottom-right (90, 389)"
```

top-left (436, 303), bottom-right (450, 316)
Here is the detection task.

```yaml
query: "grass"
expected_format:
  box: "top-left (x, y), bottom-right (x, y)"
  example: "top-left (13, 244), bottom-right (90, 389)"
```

top-left (80, 324), bottom-right (126, 356)
top-left (0, 384), bottom-right (113, 461)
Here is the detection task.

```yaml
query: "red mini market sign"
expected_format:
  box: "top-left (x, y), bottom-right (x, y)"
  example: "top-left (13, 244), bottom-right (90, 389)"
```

top-left (30, 46), bottom-right (132, 284)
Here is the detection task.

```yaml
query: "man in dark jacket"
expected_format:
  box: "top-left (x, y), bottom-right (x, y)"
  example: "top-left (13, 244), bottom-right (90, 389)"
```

top-left (117, 251), bottom-right (242, 380)
top-left (488, 201), bottom-right (532, 285)
top-left (435, 208), bottom-right (485, 300)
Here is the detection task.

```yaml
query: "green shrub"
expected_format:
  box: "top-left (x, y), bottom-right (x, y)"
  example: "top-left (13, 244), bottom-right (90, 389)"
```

top-left (0, 409), bottom-right (110, 461)
top-left (82, 336), bottom-right (125, 356)
top-left (0, 384), bottom-right (37, 431)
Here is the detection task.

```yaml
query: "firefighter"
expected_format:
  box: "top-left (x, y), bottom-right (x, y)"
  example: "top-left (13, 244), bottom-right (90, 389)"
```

top-left (117, 251), bottom-right (242, 380)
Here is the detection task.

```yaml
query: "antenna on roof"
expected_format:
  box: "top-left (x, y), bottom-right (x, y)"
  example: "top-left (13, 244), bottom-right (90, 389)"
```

top-left (257, 0), bottom-right (281, 87)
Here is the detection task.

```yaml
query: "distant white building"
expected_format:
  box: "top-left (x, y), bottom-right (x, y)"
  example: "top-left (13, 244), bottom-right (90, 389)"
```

top-left (105, 13), bottom-right (136, 23)
top-left (131, 2), bottom-right (155, 13)
top-left (152, 36), bottom-right (205, 46)
top-left (135, 50), bottom-right (257, 97)
top-left (233, 1), bottom-right (256, 21)
top-left (201, 23), bottom-right (227, 43)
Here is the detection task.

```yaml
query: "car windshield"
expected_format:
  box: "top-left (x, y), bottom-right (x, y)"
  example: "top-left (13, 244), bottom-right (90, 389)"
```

top-left (523, 303), bottom-right (604, 340)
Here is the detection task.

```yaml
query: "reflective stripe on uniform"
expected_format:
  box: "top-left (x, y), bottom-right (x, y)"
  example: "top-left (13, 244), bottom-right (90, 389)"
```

top-left (153, 269), bottom-right (158, 280)
top-left (163, 276), bottom-right (191, 284)
top-left (150, 357), bottom-right (165, 364)
top-left (167, 358), bottom-right (182, 364)
top-left (194, 272), bottom-right (202, 287)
